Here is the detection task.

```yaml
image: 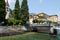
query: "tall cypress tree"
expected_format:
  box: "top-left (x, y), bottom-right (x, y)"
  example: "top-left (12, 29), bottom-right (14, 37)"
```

top-left (21, 0), bottom-right (29, 23)
top-left (0, 0), bottom-right (6, 22)
top-left (14, 0), bottom-right (21, 20)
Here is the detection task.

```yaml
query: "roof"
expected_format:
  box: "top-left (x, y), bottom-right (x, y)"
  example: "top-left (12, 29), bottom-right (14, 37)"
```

top-left (49, 15), bottom-right (58, 17)
top-left (29, 13), bottom-right (58, 19)
top-left (38, 12), bottom-right (47, 15)
top-left (38, 16), bottom-right (47, 19)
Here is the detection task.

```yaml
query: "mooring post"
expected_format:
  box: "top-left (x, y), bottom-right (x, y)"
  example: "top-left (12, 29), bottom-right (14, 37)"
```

top-left (50, 27), bottom-right (57, 36)
top-left (53, 28), bottom-right (57, 35)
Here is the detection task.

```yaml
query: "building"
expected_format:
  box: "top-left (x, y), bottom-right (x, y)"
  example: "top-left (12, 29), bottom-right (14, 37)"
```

top-left (29, 13), bottom-right (58, 24)
top-left (29, 13), bottom-right (58, 32)
top-left (37, 13), bottom-right (49, 21)
top-left (49, 15), bottom-right (58, 22)
top-left (58, 21), bottom-right (60, 24)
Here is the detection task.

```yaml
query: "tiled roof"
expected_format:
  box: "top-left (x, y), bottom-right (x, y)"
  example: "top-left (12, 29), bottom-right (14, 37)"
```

top-left (29, 13), bottom-right (58, 19)
top-left (49, 15), bottom-right (58, 17)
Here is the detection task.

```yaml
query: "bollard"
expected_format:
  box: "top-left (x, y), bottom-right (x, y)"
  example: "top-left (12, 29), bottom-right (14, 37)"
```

top-left (53, 29), bottom-right (57, 35)
top-left (50, 28), bottom-right (57, 36)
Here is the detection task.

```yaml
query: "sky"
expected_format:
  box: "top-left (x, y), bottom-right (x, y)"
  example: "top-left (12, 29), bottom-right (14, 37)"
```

top-left (7, 0), bottom-right (60, 21)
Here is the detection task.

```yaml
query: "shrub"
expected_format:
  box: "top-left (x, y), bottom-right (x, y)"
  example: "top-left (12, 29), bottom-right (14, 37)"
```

top-left (52, 22), bottom-right (58, 25)
top-left (33, 19), bottom-right (45, 23)
top-left (7, 20), bottom-right (23, 25)
top-left (33, 19), bottom-right (38, 23)
top-left (38, 20), bottom-right (45, 23)
top-left (46, 20), bottom-right (52, 24)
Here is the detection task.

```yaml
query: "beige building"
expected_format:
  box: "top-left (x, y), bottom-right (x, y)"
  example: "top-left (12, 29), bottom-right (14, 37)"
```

top-left (29, 13), bottom-right (58, 24)
top-left (32, 13), bottom-right (49, 20)
top-left (58, 21), bottom-right (60, 24)
top-left (49, 15), bottom-right (58, 22)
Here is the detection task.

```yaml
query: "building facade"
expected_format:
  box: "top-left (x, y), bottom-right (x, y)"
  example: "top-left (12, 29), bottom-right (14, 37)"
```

top-left (49, 15), bottom-right (58, 22)
top-left (29, 13), bottom-right (58, 24)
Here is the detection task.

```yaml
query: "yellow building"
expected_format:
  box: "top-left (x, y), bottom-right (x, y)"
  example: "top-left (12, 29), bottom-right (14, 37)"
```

top-left (29, 13), bottom-right (58, 24)
top-left (49, 15), bottom-right (58, 22)
top-left (33, 13), bottom-right (49, 21)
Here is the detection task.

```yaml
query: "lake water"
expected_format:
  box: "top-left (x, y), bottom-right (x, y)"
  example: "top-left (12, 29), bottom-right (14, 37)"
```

top-left (47, 27), bottom-right (60, 40)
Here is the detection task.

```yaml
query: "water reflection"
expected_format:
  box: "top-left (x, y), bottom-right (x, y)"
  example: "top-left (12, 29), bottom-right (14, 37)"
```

top-left (48, 29), bottom-right (60, 40)
top-left (49, 36), bottom-right (58, 40)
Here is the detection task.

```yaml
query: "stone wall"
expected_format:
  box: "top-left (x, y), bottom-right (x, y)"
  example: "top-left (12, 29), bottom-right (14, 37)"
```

top-left (30, 24), bottom-right (52, 33)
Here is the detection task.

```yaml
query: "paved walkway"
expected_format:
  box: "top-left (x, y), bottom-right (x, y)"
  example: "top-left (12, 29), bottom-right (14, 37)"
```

top-left (0, 26), bottom-right (8, 33)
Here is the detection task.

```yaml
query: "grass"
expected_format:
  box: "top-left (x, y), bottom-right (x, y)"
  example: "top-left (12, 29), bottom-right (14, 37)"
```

top-left (0, 32), bottom-right (59, 40)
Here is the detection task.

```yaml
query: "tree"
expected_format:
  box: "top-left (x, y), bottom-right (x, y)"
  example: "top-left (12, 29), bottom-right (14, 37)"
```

top-left (33, 19), bottom-right (38, 23)
top-left (38, 20), bottom-right (45, 24)
top-left (0, 0), bottom-right (6, 22)
top-left (21, 0), bottom-right (29, 23)
top-left (9, 9), bottom-right (15, 19)
top-left (53, 22), bottom-right (58, 26)
top-left (46, 20), bottom-right (52, 28)
top-left (33, 19), bottom-right (45, 24)
top-left (14, 0), bottom-right (21, 20)
top-left (47, 20), bottom-right (52, 24)
top-left (7, 19), bottom-right (23, 25)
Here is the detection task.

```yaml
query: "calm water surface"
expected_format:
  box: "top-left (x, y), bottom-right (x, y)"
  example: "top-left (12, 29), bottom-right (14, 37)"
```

top-left (46, 28), bottom-right (60, 40)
